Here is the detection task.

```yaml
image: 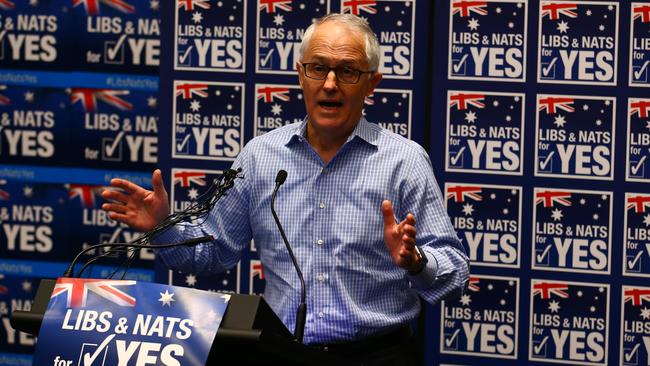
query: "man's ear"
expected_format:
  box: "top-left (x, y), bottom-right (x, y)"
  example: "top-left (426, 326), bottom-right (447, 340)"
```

top-left (366, 72), bottom-right (383, 96)
top-left (296, 62), bottom-right (304, 88)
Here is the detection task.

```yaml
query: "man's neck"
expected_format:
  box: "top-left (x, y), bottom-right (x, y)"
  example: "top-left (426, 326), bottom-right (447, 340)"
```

top-left (305, 122), bottom-right (356, 165)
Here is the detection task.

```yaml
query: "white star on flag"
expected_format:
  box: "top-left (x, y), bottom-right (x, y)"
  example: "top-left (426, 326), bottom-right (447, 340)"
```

top-left (467, 18), bottom-right (479, 30)
top-left (147, 96), bottom-right (157, 108)
top-left (185, 274), bottom-right (197, 286)
top-left (551, 208), bottom-right (563, 221)
top-left (24, 91), bottom-right (34, 102)
top-left (271, 103), bottom-right (282, 116)
top-left (459, 294), bottom-right (471, 306)
top-left (187, 188), bottom-right (199, 200)
top-left (192, 11), bottom-right (203, 23)
top-left (190, 100), bottom-right (201, 112)
top-left (557, 20), bottom-right (569, 33)
top-left (641, 307), bottom-right (650, 320)
top-left (273, 14), bottom-right (285, 26)
top-left (159, 290), bottom-right (175, 306)
top-left (462, 203), bottom-right (474, 216)
top-left (464, 110), bottom-right (477, 123)
top-left (548, 300), bottom-right (561, 313)
top-left (553, 115), bottom-right (567, 128)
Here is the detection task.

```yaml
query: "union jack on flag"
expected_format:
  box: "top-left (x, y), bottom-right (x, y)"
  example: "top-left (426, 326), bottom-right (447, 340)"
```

top-left (51, 278), bottom-right (136, 308)
top-left (633, 4), bottom-right (650, 23)
top-left (251, 260), bottom-right (264, 279)
top-left (342, 0), bottom-right (377, 15)
top-left (259, 0), bottom-right (292, 13)
top-left (627, 195), bottom-right (650, 213)
top-left (71, 89), bottom-right (133, 112)
top-left (447, 185), bottom-right (483, 202)
top-left (468, 277), bottom-right (480, 292)
top-left (0, 180), bottom-right (9, 201)
top-left (176, 83), bottom-right (209, 100)
top-left (68, 184), bottom-right (103, 208)
top-left (0, 86), bottom-right (10, 106)
top-left (0, 275), bottom-right (7, 295)
top-left (449, 93), bottom-right (485, 110)
top-left (630, 100), bottom-right (650, 118)
top-left (533, 282), bottom-right (569, 300)
top-left (72, 0), bottom-right (135, 15)
top-left (173, 171), bottom-right (207, 188)
top-left (257, 86), bottom-right (290, 103)
top-left (535, 190), bottom-right (572, 208)
top-left (452, 0), bottom-right (488, 17)
top-left (0, 0), bottom-right (15, 10)
top-left (538, 96), bottom-right (575, 114)
top-left (541, 2), bottom-right (578, 20)
top-left (364, 95), bottom-right (375, 106)
top-left (624, 288), bottom-right (650, 307)
top-left (177, 0), bottom-right (210, 11)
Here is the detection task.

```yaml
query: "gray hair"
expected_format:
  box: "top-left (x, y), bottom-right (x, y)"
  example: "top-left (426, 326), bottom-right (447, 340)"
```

top-left (299, 13), bottom-right (381, 71)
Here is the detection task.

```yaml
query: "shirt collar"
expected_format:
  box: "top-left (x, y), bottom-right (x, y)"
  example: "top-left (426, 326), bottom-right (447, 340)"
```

top-left (285, 117), bottom-right (380, 147)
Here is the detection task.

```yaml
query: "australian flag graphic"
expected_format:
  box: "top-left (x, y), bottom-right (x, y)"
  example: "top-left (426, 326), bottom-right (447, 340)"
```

top-left (254, 84), bottom-right (304, 136)
top-left (624, 193), bottom-right (650, 276)
top-left (538, 1), bottom-right (618, 85)
top-left (530, 280), bottom-right (609, 365)
top-left (535, 95), bottom-right (614, 179)
top-left (364, 89), bottom-right (411, 139)
top-left (445, 183), bottom-right (521, 268)
top-left (447, 91), bottom-right (524, 174)
top-left (627, 98), bottom-right (650, 181)
top-left (533, 188), bottom-right (611, 273)
top-left (621, 285), bottom-right (650, 366)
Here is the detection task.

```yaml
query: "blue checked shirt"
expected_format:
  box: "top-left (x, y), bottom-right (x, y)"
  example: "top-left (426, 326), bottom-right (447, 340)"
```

top-left (157, 118), bottom-right (469, 344)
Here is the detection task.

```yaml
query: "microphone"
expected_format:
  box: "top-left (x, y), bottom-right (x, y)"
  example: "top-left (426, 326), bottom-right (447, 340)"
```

top-left (63, 235), bottom-right (214, 278)
top-left (270, 170), bottom-right (307, 344)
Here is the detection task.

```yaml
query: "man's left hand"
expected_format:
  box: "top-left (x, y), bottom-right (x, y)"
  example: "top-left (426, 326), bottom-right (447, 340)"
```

top-left (381, 200), bottom-right (421, 273)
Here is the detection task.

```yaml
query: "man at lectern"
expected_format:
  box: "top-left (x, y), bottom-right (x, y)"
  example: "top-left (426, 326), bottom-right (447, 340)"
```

top-left (102, 13), bottom-right (469, 365)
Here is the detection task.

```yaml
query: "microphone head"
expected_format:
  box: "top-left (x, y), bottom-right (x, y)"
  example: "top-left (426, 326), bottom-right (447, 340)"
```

top-left (275, 170), bottom-right (288, 185)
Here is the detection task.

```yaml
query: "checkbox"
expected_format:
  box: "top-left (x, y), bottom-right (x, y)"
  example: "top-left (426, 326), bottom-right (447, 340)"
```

top-left (630, 159), bottom-right (645, 177)
top-left (443, 329), bottom-right (460, 350)
top-left (449, 147), bottom-right (466, 168)
top-left (540, 58), bottom-right (557, 79)
top-left (533, 336), bottom-right (549, 357)
top-left (538, 154), bottom-right (553, 172)
top-left (79, 342), bottom-right (109, 366)
top-left (535, 244), bottom-right (552, 266)
top-left (178, 46), bottom-right (193, 66)
top-left (176, 135), bottom-right (191, 154)
top-left (102, 137), bottom-right (123, 162)
top-left (451, 55), bottom-right (468, 76)
top-left (104, 39), bottom-right (125, 65)
top-left (259, 50), bottom-right (274, 69)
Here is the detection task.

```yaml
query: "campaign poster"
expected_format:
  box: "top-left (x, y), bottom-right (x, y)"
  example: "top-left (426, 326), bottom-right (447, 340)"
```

top-left (446, 91), bottom-right (524, 175)
top-left (445, 183), bottom-right (521, 268)
top-left (529, 280), bottom-right (609, 365)
top-left (172, 81), bottom-right (244, 161)
top-left (167, 265), bottom-right (241, 294)
top-left (629, 3), bottom-right (650, 87)
top-left (253, 84), bottom-right (305, 137)
top-left (0, 179), bottom-right (69, 262)
top-left (0, 273), bottom-right (37, 365)
top-left (627, 98), bottom-right (650, 182)
top-left (440, 275), bottom-right (519, 359)
top-left (341, 0), bottom-right (416, 79)
top-left (537, 1), bottom-right (618, 85)
top-left (256, 0), bottom-right (330, 74)
top-left (532, 188), bottom-right (612, 275)
top-left (621, 285), bottom-right (650, 366)
top-left (448, 0), bottom-right (527, 82)
top-left (174, 0), bottom-right (246, 72)
top-left (32, 279), bottom-right (229, 366)
top-left (624, 193), bottom-right (650, 278)
top-left (69, 0), bottom-right (161, 74)
top-left (170, 168), bottom-right (224, 214)
top-left (364, 89), bottom-right (412, 139)
top-left (0, 85), bottom-right (70, 166)
top-left (71, 88), bottom-right (159, 171)
top-left (534, 94), bottom-right (615, 180)
top-left (0, 0), bottom-right (67, 70)
top-left (65, 183), bottom-right (153, 278)
top-left (249, 259), bottom-right (265, 295)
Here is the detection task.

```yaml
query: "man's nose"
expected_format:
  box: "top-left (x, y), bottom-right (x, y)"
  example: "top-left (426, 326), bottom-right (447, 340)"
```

top-left (322, 69), bottom-right (339, 90)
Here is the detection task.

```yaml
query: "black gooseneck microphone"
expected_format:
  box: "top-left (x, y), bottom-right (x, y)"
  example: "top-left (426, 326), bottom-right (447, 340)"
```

top-left (270, 170), bottom-right (307, 344)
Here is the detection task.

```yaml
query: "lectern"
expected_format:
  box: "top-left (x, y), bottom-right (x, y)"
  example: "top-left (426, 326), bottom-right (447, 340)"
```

top-left (11, 279), bottom-right (357, 366)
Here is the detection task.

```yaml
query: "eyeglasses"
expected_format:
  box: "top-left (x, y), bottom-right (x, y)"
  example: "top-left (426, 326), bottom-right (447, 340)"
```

top-left (301, 63), bottom-right (374, 84)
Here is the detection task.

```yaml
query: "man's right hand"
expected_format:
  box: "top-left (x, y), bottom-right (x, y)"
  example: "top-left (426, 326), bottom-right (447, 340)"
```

top-left (101, 169), bottom-right (170, 232)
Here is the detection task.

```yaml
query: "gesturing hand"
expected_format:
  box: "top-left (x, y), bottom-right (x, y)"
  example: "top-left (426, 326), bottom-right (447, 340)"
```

top-left (381, 200), bottom-right (421, 273)
top-left (101, 169), bottom-right (170, 232)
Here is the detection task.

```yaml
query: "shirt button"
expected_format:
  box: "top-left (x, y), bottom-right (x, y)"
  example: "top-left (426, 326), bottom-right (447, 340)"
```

top-left (317, 274), bottom-right (324, 282)
top-left (318, 311), bottom-right (324, 318)
top-left (316, 239), bottom-right (324, 245)
top-left (319, 202), bottom-right (325, 209)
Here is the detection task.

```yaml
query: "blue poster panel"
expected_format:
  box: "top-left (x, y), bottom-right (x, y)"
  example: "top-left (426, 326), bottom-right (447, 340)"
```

top-left (253, 84), bottom-right (304, 137)
top-left (445, 183), bottom-right (521, 269)
top-left (529, 280), bottom-right (609, 365)
top-left (166, 264), bottom-right (240, 294)
top-left (0, 85), bottom-right (70, 165)
top-left (341, 0), bottom-right (416, 79)
top-left (627, 98), bottom-right (650, 182)
top-left (624, 193), bottom-right (650, 278)
top-left (448, 0), bottom-right (527, 82)
top-left (621, 285), bottom-right (650, 366)
top-left (365, 88), bottom-right (412, 139)
top-left (537, 1), bottom-right (618, 85)
top-left (172, 81), bottom-right (244, 161)
top-left (446, 91), bottom-right (524, 175)
top-left (32, 278), bottom-right (229, 366)
top-left (532, 188), bottom-right (612, 275)
top-left (69, 0), bottom-right (161, 75)
top-left (0, 273), bottom-right (37, 364)
top-left (440, 274), bottom-right (519, 360)
top-left (534, 94), bottom-right (615, 180)
top-left (256, 0), bottom-right (330, 75)
top-left (174, 0), bottom-right (246, 72)
top-left (629, 3), bottom-right (650, 87)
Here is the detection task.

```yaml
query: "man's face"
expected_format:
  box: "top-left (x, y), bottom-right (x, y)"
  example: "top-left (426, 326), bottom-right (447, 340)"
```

top-left (297, 21), bottom-right (382, 138)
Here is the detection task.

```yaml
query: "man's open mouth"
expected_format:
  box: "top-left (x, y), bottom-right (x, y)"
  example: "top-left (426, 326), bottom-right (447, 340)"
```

top-left (319, 101), bottom-right (343, 108)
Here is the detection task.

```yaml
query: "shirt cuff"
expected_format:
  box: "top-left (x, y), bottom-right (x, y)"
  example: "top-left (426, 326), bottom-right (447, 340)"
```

top-left (407, 251), bottom-right (438, 289)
